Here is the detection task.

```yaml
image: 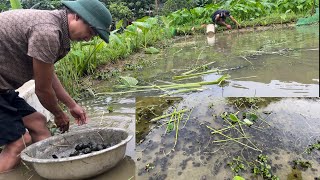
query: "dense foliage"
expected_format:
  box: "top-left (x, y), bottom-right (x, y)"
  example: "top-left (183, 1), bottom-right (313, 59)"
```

top-left (22, 0), bottom-right (62, 9)
top-left (165, 0), bottom-right (318, 28)
top-left (0, 0), bottom-right (10, 12)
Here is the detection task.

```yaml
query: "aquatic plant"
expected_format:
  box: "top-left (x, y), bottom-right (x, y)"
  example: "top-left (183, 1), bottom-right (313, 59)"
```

top-left (144, 163), bottom-right (155, 172)
top-left (136, 97), bottom-right (183, 143)
top-left (292, 159), bottom-right (312, 170)
top-left (149, 107), bottom-right (192, 155)
top-left (94, 74), bottom-right (230, 96)
top-left (305, 140), bottom-right (320, 154)
top-left (227, 154), bottom-right (280, 179)
top-left (250, 154), bottom-right (280, 180)
top-left (227, 156), bottom-right (247, 175)
top-left (227, 97), bottom-right (267, 109)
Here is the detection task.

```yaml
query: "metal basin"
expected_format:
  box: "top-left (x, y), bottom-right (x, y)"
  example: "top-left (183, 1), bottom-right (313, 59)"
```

top-left (21, 127), bottom-right (133, 180)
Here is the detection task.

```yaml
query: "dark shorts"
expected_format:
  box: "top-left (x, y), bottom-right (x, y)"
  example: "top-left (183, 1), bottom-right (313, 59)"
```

top-left (0, 90), bottom-right (36, 146)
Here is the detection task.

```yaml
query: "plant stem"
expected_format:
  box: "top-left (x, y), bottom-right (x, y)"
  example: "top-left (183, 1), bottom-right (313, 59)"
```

top-left (182, 61), bottom-right (216, 75)
top-left (150, 109), bottom-right (189, 122)
top-left (212, 136), bottom-right (251, 143)
top-left (173, 69), bottom-right (220, 80)
top-left (207, 126), bottom-right (262, 152)
top-left (160, 88), bottom-right (203, 97)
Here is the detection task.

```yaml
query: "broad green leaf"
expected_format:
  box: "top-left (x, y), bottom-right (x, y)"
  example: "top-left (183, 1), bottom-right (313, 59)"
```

top-left (125, 25), bottom-right (138, 33)
top-left (136, 16), bottom-right (150, 22)
top-left (233, 176), bottom-right (245, 180)
top-left (229, 114), bottom-right (239, 122)
top-left (10, 0), bottom-right (22, 9)
top-left (144, 47), bottom-right (160, 54)
top-left (110, 33), bottom-right (123, 45)
top-left (146, 17), bottom-right (158, 26)
top-left (116, 19), bottom-right (123, 29)
top-left (297, 5), bottom-right (303, 10)
top-left (166, 122), bottom-right (174, 133)
top-left (132, 21), bottom-right (151, 30)
top-left (248, 113), bottom-right (258, 121)
top-left (194, 7), bottom-right (205, 16)
top-left (119, 76), bottom-right (138, 87)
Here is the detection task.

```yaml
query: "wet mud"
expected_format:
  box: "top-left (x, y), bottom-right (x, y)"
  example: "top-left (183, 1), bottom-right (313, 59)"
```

top-left (136, 97), bottom-right (320, 179)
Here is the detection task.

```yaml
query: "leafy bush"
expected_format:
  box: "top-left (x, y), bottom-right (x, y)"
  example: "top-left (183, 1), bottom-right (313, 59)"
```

top-left (21, 0), bottom-right (62, 10)
top-left (0, 0), bottom-right (10, 12)
top-left (109, 2), bottom-right (133, 21)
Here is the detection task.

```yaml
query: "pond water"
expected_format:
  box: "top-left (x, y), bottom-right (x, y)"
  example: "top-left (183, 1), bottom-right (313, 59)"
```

top-left (96, 25), bottom-right (319, 97)
top-left (136, 97), bottom-right (320, 180)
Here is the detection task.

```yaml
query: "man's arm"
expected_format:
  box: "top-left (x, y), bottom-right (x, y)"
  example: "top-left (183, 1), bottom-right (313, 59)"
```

top-left (52, 73), bottom-right (77, 109)
top-left (214, 14), bottom-right (220, 22)
top-left (215, 14), bottom-right (230, 28)
top-left (33, 58), bottom-right (70, 132)
top-left (229, 16), bottom-right (241, 28)
top-left (52, 73), bottom-right (87, 125)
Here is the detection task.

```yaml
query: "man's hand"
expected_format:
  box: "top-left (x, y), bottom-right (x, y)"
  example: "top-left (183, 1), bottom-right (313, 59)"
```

top-left (54, 112), bottom-right (70, 133)
top-left (226, 24), bottom-right (232, 30)
top-left (70, 104), bottom-right (88, 125)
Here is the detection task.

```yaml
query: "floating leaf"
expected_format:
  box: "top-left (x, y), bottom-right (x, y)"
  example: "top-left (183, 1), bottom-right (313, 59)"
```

top-left (229, 114), bottom-right (239, 122)
top-left (144, 47), bottom-right (160, 54)
top-left (248, 113), bottom-right (258, 121)
top-left (166, 122), bottom-right (174, 133)
top-left (119, 76), bottom-right (138, 87)
top-left (107, 106), bottom-right (114, 113)
top-left (243, 119), bottom-right (254, 126)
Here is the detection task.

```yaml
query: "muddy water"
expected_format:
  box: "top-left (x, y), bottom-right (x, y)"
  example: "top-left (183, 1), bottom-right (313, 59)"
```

top-left (136, 97), bottom-right (320, 179)
top-left (96, 25), bottom-right (319, 97)
top-left (0, 96), bottom-right (136, 180)
top-left (136, 97), bottom-right (183, 143)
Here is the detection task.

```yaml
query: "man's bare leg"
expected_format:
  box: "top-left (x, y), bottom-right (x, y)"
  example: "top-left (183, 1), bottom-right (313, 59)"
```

top-left (0, 132), bottom-right (31, 173)
top-left (23, 112), bottom-right (51, 142)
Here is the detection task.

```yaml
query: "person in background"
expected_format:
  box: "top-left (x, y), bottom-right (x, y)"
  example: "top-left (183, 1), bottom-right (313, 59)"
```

top-left (211, 9), bottom-right (241, 30)
top-left (0, 0), bottom-right (112, 172)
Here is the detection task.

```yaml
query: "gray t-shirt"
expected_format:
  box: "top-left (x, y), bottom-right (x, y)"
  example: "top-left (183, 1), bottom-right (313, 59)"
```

top-left (0, 9), bottom-right (70, 90)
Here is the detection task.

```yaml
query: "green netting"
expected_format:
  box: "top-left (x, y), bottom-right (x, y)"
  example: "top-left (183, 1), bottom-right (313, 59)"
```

top-left (296, 8), bottom-right (319, 26)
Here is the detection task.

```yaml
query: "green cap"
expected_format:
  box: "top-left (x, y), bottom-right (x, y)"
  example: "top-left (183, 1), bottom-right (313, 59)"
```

top-left (62, 0), bottom-right (112, 43)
